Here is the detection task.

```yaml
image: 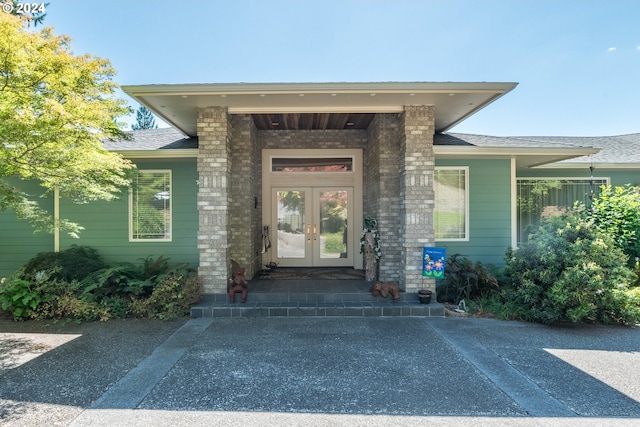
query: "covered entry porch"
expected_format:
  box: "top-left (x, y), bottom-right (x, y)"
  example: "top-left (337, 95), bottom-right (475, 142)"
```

top-left (122, 82), bottom-right (517, 295)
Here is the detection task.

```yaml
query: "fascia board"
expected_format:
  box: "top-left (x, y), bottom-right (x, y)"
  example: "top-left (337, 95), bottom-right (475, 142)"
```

top-left (113, 149), bottom-right (198, 159)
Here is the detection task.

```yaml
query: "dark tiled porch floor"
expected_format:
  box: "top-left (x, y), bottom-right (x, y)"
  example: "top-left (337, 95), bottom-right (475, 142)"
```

top-left (190, 278), bottom-right (444, 318)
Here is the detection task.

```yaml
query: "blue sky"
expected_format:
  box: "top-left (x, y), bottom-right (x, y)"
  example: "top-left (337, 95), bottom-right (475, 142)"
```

top-left (38, 0), bottom-right (640, 136)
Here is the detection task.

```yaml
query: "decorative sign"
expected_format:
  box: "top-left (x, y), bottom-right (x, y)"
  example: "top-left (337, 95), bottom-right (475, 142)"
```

top-left (423, 247), bottom-right (446, 278)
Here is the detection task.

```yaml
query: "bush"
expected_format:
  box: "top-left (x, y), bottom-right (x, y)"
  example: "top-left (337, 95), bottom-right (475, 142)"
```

top-left (0, 250), bottom-right (203, 321)
top-left (0, 277), bottom-right (46, 319)
top-left (501, 212), bottom-right (639, 324)
top-left (585, 184), bottom-right (640, 271)
top-left (18, 245), bottom-right (106, 282)
top-left (437, 254), bottom-right (499, 304)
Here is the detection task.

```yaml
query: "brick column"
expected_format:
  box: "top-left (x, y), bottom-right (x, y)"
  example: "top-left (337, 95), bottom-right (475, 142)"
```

top-left (197, 107), bottom-right (231, 293)
top-left (229, 115), bottom-right (261, 277)
top-left (399, 106), bottom-right (436, 292)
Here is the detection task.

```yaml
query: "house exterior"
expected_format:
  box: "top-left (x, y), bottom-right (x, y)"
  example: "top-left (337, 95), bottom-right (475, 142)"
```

top-left (1, 82), bottom-right (638, 294)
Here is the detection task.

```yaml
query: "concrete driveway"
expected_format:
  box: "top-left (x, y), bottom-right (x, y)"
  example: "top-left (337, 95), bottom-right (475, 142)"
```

top-left (0, 316), bottom-right (639, 426)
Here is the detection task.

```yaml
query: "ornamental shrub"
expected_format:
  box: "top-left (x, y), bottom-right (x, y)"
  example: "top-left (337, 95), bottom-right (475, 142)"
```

top-left (585, 184), bottom-right (640, 267)
top-left (502, 212), bottom-right (639, 324)
top-left (1, 250), bottom-right (203, 321)
top-left (18, 245), bottom-right (106, 282)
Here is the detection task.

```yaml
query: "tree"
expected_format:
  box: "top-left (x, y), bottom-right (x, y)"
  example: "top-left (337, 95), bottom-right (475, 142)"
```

top-left (6, 1), bottom-right (49, 26)
top-left (132, 105), bottom-right (158, 130)
top-left (0, 13), bottom-right (134, 236)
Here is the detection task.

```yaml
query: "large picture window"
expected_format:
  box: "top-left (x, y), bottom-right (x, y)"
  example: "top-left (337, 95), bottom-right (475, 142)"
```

top-left (130, 170), bottom-right (172, 241)
top-left (434, 167), bottom-right (468, 241)
top-left (516, 177), bottom-right (609, 244)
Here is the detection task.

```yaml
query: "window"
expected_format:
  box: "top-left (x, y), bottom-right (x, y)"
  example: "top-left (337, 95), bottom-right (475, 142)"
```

top-left (271, 157), bottom-right (353, 172)
top-left (130, 170), bottom-right (171, 241)
top-left (516, 178), bottom-right (609, 243)
top-left (434, 167), bottom-right (468, 241)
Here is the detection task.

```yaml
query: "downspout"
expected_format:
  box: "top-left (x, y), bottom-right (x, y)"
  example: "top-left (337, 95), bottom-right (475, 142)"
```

top-left (54, 186), bottom-right (60, 252)
top-left (510, 157), bottom-right (517, 249)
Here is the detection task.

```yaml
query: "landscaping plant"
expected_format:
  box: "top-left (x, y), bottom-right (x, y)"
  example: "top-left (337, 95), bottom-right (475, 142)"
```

top-left (0, 249), bottom-right (202, 321)
top-left (501, 212), bottom-right (640, 324)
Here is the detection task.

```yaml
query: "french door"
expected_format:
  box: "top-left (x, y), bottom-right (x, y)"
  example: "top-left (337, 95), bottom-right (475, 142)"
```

top-left (273, 187), bottom-right (353, 267)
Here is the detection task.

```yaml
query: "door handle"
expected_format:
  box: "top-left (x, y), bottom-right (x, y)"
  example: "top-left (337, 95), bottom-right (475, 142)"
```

top-left (307, 224), bottom-right (311, 242)
top-left (313, 224), bottom-right (317, 241)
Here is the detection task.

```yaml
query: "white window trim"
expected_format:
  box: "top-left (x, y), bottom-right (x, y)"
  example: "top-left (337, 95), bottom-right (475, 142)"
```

top-left (516, 176), bottom-right (610, 184)
top-left (129, 169), bottom-right (172, 242)
top-left (434, 166), bottom-right (469, 242)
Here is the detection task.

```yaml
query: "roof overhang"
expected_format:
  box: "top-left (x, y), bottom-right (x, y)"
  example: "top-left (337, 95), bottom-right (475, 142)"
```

top-left (111, 149), bottom-right (198, 159)
top-left (122, 81), bottom-right (518, 137)
top-left (534, 162), bottom-right (640, 169)
top-left (434, 146), bottom-right (600, 169)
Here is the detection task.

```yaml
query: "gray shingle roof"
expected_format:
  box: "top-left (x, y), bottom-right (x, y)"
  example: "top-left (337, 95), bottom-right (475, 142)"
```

top-left (103, 128), bottom-right (197, 150)
top-left (104, 128), bottom-right (640, 166)
top-left (442, 133), bottom-right (640, 164)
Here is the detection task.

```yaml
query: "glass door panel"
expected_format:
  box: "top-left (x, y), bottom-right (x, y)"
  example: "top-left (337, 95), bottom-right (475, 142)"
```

top-left (273, 187), bottom-right (353, 267)
top-left (318, 190), bottom-right (348, 259)
top-left (314, 187), bottom-right (353, 267)
top-left (275, 189), bottom-right (309, 264)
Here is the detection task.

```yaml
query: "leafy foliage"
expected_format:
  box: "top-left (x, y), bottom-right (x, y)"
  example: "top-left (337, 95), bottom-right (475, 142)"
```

top-left (0, 277), bottom-right (45, 319)
top-left (131, 105), bottom-right (157, 130)
top-left (0, 249), bottom-right (202, 321)
top-left (585, 185), bottom-right (640, 267)
top-left (436, 254), bottom-right (499, 304)
top-left (0, 13), bottom-right (135, 235)
top-left (7, 1), bottom-right (48, 26)
top-left (501, 213), bottom-right (639, 324)
top-left (18, 245), bottom-right (106, 282)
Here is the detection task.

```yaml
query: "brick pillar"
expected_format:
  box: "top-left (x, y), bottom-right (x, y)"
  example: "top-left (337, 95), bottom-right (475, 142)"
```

top-left (366, 114), bottom-right (402, 282)
top-left (229, 115), bottom-right (261, 277)
top-left (399, 106), bottom-right (436, 292)
top-left (197, 107), bottom-right (231, 293)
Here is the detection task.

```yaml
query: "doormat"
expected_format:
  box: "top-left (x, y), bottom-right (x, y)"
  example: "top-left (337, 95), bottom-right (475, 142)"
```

top-left (254, 267), bottom-right (365, 280)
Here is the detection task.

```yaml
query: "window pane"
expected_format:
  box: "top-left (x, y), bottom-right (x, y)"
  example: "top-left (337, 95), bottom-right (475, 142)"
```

top-left (272, 157), bottom-right (352, 172)
top-left (131, 171), bottom-right (171, 240)
top-left (434, 169), bottom-right (467, 239)
top-left (516, 178), bottom-right (607, 244)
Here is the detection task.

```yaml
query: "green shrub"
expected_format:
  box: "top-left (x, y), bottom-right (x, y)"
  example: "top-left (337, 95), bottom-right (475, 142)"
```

top-left (437, 254), bottom-right (499, 303)
top-left (586, 185), bottom-right (640, 264)
top-left (141, 269), bottom-right (203, 320)
top-left (0, 277), bottom-right (46, 319)
top-left (1, 250), bottom-right (203, 321)
top-left (18, 245), bottom-right (106, 282)
top-left (502, 212), bottom-right (639, 324)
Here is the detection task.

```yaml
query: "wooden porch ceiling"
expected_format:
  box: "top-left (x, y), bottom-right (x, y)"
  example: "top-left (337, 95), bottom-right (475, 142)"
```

top-left (252, 113), bottom-right (375, 130)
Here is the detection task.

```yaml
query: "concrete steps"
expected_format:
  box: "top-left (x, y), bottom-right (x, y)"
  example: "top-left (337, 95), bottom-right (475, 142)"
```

top-left (190, 281), bottom-right (444, 318)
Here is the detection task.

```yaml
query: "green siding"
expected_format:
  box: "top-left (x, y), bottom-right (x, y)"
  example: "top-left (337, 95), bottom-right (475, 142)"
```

top-left (0, 180), bottom-right (55, 279)
top-left (0, 158), bottom-right (199, 279)
top-left (59, 158), bottom-right (199, 267)
top-left (435, 159), bottom-right (512, 266)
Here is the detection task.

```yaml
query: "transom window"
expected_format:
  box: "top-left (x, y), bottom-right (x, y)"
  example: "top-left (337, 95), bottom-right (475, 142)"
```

top-left (271, 157), bottom-right (353, 172)
top-left (129, 170), bottom-right (172, 241)
top-left (434, 167), bottom-right (468, 241)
